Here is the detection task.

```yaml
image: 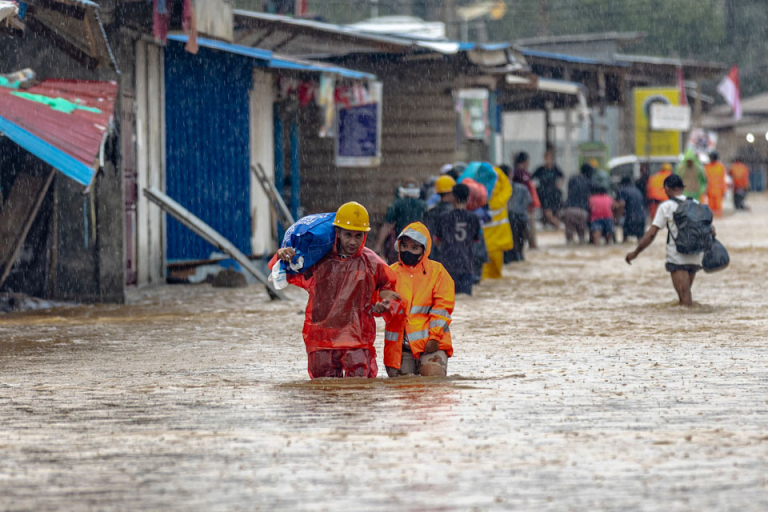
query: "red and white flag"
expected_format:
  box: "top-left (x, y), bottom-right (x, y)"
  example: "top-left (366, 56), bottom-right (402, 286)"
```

top-left (677, 66), bottom-right (687, 106)
top-left (717, 65), bottom-right (742, 120)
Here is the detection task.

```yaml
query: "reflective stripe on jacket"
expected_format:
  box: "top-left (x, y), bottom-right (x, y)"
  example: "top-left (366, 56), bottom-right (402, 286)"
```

top-left (382, 222), bottom-right (455, 369)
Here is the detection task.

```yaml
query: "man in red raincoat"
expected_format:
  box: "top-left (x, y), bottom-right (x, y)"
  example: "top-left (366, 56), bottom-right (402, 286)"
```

top-left (276, 202), bottom-right (399, 379)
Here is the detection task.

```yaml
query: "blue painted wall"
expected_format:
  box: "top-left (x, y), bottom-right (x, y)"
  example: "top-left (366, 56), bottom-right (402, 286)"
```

top-left (164, 43), bottom-right (253, 261)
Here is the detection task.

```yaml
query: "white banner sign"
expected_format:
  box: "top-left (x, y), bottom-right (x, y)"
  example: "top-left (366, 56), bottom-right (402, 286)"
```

top-left (650, 104), bottom-right (691, 131)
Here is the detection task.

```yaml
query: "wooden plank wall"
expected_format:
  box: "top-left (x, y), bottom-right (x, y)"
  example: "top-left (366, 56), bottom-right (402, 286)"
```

top-left (298, 59), bottom-right (457, 229)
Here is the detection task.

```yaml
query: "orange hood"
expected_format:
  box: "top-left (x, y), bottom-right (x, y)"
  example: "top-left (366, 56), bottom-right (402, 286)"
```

top-left (395, 222), bottom-right (432, 264)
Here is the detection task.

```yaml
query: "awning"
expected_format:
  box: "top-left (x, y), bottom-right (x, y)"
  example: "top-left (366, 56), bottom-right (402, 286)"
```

top-left (167, 35), bottom-right (377, 81)
top-left (0, 1), bottom-right (18, 24)
top-left (0, 79), bottom-right (118, 186)
top-left (505, 74), bottom-right (587, 95)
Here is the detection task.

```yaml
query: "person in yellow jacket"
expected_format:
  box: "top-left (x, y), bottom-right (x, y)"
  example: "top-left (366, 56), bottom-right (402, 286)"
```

top-left (382, 222), bottom-right (455, 377)
top-left (482, 166), bottom-right (514, 279)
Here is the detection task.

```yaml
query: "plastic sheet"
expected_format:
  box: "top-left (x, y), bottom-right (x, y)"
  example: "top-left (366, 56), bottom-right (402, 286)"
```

top-left (459, 161), bottom-right (498, 197)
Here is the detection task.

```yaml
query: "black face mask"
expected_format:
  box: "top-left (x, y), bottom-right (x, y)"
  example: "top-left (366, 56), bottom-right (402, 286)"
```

top-left (399, 250), bottom-right (422, 267)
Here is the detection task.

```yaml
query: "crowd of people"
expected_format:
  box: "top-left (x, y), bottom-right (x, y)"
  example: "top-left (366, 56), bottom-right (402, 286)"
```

top-left (273, 146), bottom-right (750, 380)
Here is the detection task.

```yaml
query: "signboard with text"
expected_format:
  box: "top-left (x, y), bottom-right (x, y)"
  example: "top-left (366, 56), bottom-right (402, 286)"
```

top-left (634, 87), bottom-right (682, 157)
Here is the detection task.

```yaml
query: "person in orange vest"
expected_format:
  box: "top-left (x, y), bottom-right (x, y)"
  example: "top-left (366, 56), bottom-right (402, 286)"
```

top-left (704, 151), bottom-right (727, 217)
top-left (646, 163), bottom-right (673, 219)
top-left (729, 157), bottom-right (751, 210)
top-left (381, 222), bottom-right (455, 377)
top-left (274, 202), bottom-right (399, 379)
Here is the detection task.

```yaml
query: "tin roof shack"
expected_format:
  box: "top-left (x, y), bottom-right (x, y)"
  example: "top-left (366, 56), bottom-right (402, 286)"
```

top-left (233, 11), bottom-right (528, 228)
top-left (123, 30), bottom-right (376, 285)
top-left (702, 92), bottom-right (768, 187)
top-left (0, 79), bottom-right (121, 303)
top-left (499, 34), bottom-right (726, 175)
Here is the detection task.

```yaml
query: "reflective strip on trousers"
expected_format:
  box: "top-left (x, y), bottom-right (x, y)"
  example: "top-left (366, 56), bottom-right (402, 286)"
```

top-left (410, 305), bottom-right (432, 315)
top-left (384, 330), bottom-right (400, 341)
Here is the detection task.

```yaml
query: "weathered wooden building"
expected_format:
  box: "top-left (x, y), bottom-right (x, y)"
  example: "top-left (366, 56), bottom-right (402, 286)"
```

top-left (233, 11), bottom-right (529, 226)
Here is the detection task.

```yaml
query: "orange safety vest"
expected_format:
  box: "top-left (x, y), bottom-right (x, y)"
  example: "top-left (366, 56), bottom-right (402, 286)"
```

top-left (729, 162), bottom-right (750, 189)
top-left (646, 170), bottom-right (671, 202)
top-left (381, 222), bottom-right (455, 369)
top-left (705, 162), bottom-right (726, 195)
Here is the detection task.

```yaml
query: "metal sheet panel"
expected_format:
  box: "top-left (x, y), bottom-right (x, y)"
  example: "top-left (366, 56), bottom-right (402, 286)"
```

top-left (0, 80), bottom-right (117, 185)
top-left (164, 43), bottom-right (253, 262)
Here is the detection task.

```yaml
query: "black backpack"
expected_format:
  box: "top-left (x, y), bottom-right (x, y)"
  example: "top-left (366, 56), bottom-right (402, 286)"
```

top-left (669, 198), bottom-right (713, 254)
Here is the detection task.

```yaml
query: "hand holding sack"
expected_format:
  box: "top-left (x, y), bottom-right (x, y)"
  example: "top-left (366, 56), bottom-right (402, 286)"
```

top-left (269, 213), bottom-right (337, 289)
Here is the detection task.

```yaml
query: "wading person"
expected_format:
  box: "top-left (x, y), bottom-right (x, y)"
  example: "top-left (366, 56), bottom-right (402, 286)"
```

top-left (382, 222), bottom-right (455, 378)
top-left (435, 183), bottom-right (481, 294)
top-left (675, 149), bottom-right (708, 200)
top-left (625, 175), bottom-right (715, 307)
top-left (374, 178), bottom-right (426, 262)
top-left (561, 163), bottom-right (592, 244)
top-left (532, 146), bottom-right (563, 229)
top-left (588, 186), bottom-right (616, 245)
top-left (705, 151), bottom-right (727, 217)
top-left (423, 175), bottom-right (455, 260)
top-left (729, 157), bottom-right (751, 210)
top-left (646, 163), bottom-right (673, 219)
top-left (276, 202), bottom-right (399, 379)
top-left (616, 176), bottom-right (646, 242)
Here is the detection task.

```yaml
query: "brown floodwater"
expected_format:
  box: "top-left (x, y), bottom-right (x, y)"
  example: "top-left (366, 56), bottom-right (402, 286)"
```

top-left (2, 196), bottom-right (767, 511)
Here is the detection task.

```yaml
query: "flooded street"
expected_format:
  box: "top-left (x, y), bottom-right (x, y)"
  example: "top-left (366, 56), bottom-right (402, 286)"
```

top-left (2, 197), bottom-right (767, 511)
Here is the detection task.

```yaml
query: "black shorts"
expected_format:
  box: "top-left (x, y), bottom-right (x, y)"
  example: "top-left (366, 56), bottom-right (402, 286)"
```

top-left (665, 263), bottom-right (701, 274)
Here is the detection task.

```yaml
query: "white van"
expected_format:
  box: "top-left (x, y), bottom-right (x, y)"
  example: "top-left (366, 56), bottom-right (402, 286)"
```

top-left (608, 155), bottom-right (681, 184)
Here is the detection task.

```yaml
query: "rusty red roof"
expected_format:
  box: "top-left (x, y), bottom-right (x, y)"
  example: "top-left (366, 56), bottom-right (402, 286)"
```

top-left (0, 79), bottom-right (118, 185)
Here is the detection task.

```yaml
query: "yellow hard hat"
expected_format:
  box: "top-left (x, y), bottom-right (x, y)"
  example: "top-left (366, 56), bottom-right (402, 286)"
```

top-left (662, 163), bottom-right (673, 171)
top-left (589, 158), bottom-right (599, 168)
top-left (333, 201), bottom-right (371, 232)
top-left (435, 175), bottom-right (457, 194)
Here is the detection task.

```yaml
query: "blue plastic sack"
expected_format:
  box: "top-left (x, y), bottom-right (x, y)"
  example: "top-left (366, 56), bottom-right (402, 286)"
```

top-left (280, 213), bottom-right (337, 273)
top-left (459, 162), bottom-right (498, 198)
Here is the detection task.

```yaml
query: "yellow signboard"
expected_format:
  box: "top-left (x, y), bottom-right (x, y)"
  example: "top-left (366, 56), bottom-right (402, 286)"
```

top-left (634, 87), bottom-right (681, 157)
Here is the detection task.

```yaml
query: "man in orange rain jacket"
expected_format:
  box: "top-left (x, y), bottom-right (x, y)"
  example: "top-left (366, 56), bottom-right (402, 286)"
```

top-left (646, 163), bottom-right (673, 219)
top-left (729, 157), bottom-right (751, 210)
top-left (705, 151), bottom-right (727, 217)
top-left (274, 202), bottom-right (399, 379)
top-left (381, 222), bottom-right (455, 378)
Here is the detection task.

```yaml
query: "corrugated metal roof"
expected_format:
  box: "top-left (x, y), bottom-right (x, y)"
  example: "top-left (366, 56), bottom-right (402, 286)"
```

top-left (520, 48), bottom-right (627, 67)
top-left (233, 10), bottom-right (513, 57)
top-left (167, 35), bottom-right (376, 80)
top-left (0, 80), bottom-right (117, 186)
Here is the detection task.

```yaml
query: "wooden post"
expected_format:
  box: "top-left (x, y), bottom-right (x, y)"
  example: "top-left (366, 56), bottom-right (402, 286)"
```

top-left (0, 170), bottom-right (55, 290)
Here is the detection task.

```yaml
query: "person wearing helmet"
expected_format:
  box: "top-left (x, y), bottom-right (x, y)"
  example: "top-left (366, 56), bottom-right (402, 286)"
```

top-left (380, 222), bottom-right (455, 377)
top-left (276, 202), bottom-right (399, 379)
top-left (646, 163), bottom-right (673, 219)
top-left (423, 175), bottom-right (455, 260)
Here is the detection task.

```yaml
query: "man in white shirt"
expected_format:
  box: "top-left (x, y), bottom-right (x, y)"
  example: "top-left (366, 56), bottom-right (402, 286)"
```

top-left (625, 174), bottom-right (714, 307)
